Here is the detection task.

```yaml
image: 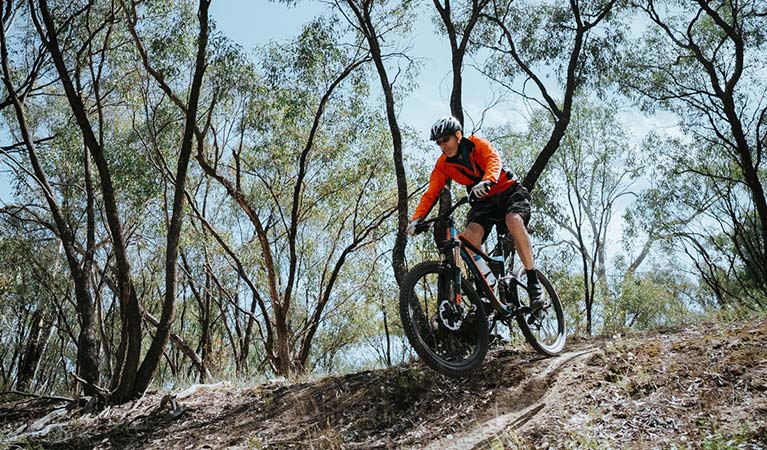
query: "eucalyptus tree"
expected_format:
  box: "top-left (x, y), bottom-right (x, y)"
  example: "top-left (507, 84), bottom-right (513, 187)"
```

top-left (621, 0), bottom-right (767, 302)
top-left (537, 101), bottom-right (645, 333)
top-left (115, 0), bottom-right (211, 400)
top-left (513, 100), bottom-right (640, 333)
top-left (0, 0), bottom-right (49, 114)
top-left (1, 0), bottom-right (102, 395)
top-left (432, 0), bottom-right (491, 124)
top-left (16, 0), bottom-right (140, 401)
top-left (497, 98), bottom-right (699, 334)
top-left (162, 18), bottom-right (399, 376)
top-left (632, 132), bottom-right (765, 310)
top-left (429, 0), bottom-right (492, 244)
top-left (0, 224), bottom-right (62, 392)
top-left (19, 0), bottom-right (212, 402)
top-left (332, 0), bottom-right (417, 285)
top-left (475, 0), bottom-right (620, 191)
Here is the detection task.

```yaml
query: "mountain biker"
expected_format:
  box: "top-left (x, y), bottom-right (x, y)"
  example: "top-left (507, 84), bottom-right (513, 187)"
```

top-left (406, 116), bottom-right (544, 310)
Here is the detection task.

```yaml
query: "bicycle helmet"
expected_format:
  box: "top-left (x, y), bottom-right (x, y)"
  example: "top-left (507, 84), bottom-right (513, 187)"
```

top-left (430, 116), bottom-right (462, 141)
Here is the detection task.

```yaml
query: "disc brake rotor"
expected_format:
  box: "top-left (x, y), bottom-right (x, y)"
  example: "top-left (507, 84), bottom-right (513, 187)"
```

top-left (438, 300), bottom-right (465, 331)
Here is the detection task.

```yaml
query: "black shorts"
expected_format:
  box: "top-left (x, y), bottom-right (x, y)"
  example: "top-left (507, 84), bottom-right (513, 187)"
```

top-left (466, 183), bottom-right (531, 240)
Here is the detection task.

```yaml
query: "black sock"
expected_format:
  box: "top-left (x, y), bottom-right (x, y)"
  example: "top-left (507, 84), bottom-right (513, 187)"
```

top-left (526, 269), bottom-right (538, 285)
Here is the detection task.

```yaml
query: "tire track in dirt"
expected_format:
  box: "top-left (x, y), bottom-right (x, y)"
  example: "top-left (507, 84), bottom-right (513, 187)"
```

top-left (418, 347), bottom-right (599, 450)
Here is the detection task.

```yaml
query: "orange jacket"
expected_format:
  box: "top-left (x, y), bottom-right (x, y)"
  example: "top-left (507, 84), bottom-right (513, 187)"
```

top-left (412, 135), bottom-right (516, 220)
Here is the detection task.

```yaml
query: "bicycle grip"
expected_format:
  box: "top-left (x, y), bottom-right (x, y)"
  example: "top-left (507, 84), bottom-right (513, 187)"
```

top-left (414, 222), bottom-right (430, 235)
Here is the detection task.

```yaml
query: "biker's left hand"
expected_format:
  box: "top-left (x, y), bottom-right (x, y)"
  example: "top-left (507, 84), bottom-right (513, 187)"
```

top-left (406, 217), bottom-right (423, 236)
top-left (470, 180), bottom-right (494, 200)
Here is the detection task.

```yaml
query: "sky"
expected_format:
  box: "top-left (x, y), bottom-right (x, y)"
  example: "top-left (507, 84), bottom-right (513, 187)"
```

top-left (209, 0), bottom-right (525, 135)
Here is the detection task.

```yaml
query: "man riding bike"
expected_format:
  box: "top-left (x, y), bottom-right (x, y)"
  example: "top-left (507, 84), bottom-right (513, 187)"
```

top-left (406, 116), bottom-right (544, 310)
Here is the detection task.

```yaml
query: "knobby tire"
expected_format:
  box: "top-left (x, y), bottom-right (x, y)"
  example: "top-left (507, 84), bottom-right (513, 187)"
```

top-left (399, 261), bottom-right (489, 377)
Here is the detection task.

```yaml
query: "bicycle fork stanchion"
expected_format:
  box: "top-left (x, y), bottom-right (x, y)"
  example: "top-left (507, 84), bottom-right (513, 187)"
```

top-left (450, 226), bottom-right (462, 307)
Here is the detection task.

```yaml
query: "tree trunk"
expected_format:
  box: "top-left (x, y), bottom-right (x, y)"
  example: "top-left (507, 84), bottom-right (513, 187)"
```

top-left (73, 270), bottom-right (100, 396)
top-left (524, 113), bottom-right (572, 192)
top-left (721, 96), bottom-right (767, 271)
top-left (345, 1), bottom-right (409, 285)
top-left (431, 0), bottom-right (488, 245)
top-left (1, 16), bottom-right (100, 395)
top-left (32, 0), bottom-right (140, 402)
top-left (274, 311), bottom-right (292, 376)
top-left (580, 248), bottom-right (592, 336)
top-left (374, 55), bottom-right (409, 287)
top-left (199, 271), bottom-right (212, 383)
top-left (16, 305), bottom-right (52, 392)
top-left (133, 0), bottom-right (211, 395)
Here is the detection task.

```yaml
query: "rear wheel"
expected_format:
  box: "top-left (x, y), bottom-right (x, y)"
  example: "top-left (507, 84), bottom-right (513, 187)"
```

top-left (400, 261), bottom-right (489, 377)
top-left (514, 268), bottom-right (566, 355)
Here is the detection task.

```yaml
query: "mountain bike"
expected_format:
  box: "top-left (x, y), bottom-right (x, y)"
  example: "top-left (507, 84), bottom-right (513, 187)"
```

top-left (400, 196), bottom-right (566, 377)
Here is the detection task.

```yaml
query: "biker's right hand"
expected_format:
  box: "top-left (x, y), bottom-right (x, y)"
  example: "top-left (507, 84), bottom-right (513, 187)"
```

top-left (406, 217), bottom-right (423, 236)
top-left (470, 180), bottom-right (493, 201)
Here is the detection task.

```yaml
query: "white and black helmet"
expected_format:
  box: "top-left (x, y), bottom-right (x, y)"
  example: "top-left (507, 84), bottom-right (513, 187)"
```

top-left (430, 116), bottom-right (462, 141)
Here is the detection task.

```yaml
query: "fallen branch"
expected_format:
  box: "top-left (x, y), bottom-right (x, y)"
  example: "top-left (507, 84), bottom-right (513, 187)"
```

top-left (9, 405), bottom-right (68, 441)
top-left (175, 381), bottom-right (230, 401)
top-left (0, 390), bottom-right (73, 402)
top-left (8, 423), bottom-right (65, 443)
top-left (70, 372), bottom-right (110, 397)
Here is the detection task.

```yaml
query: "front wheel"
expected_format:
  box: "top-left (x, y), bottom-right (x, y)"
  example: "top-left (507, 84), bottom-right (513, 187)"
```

top-left (514, 267), bottom-right (566, 355)
top-left (399, 261), bottom-right (489, 377)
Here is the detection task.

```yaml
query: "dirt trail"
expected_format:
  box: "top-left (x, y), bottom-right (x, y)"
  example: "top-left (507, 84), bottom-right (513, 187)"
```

top-left (2, 317), bottom-right (766, 449)
top-left (420, 347), bottom-right (598, 450)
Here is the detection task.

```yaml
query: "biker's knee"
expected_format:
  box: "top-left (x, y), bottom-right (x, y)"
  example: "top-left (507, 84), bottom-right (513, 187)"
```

top-left (466, 222), bottom-right (483, 233)
top-left (464, 222), bottom-right (485, 243)
top-left (506, 213), bottom-right (525, 229)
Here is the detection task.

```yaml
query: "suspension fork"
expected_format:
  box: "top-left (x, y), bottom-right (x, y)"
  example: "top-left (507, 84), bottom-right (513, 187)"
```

top-left (449, 225), bottom-right (462, 306)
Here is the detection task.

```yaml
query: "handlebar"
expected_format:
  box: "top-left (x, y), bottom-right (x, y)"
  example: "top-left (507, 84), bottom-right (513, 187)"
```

top-left (413, 196), bottom-right (469, 234)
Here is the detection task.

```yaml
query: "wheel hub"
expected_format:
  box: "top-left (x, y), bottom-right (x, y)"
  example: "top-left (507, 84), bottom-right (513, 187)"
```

top-left (438, 300), bottom-right (464, 331)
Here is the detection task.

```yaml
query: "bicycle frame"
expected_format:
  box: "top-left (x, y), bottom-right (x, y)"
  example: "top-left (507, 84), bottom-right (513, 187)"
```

top-left (440, 219), bottom-right (529, 319)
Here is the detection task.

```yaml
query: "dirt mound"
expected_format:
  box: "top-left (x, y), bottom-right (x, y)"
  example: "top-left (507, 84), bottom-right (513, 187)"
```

top-left (2, 318), bottom-right (766, 449)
